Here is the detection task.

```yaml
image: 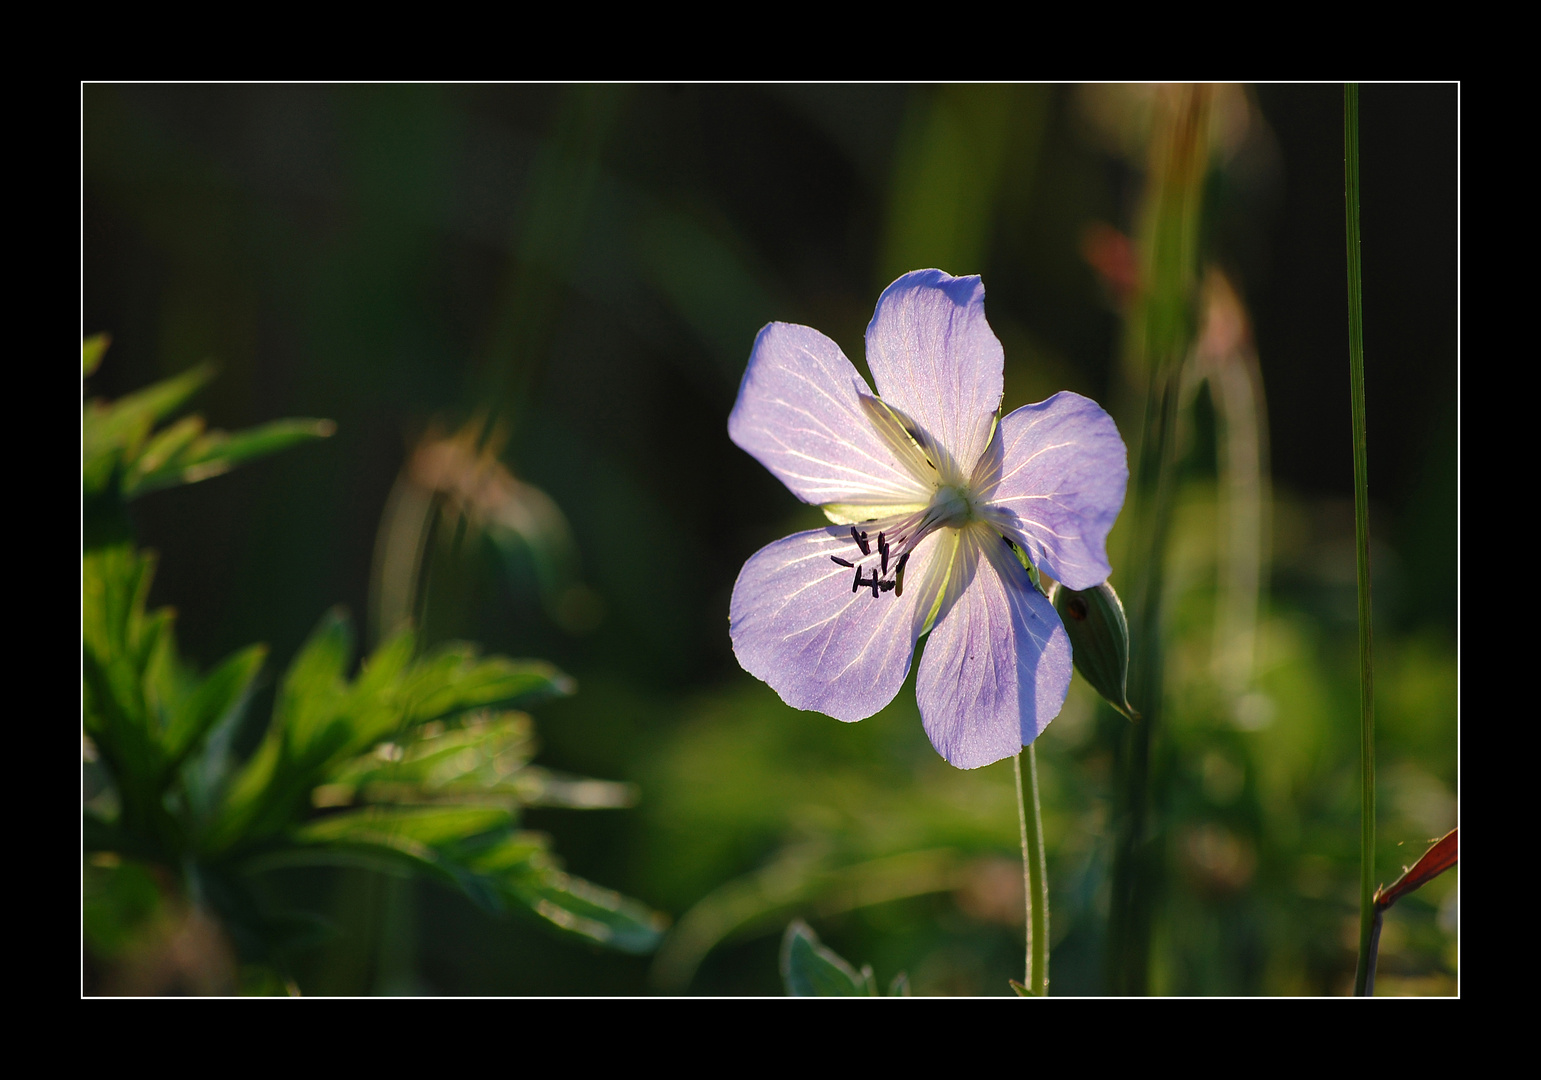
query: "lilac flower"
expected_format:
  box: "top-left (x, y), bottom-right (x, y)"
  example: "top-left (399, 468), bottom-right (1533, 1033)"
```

top-left (728, 270), bottom-right (1128, 769)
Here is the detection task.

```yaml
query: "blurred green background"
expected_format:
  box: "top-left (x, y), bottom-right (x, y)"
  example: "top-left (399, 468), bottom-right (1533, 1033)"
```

top-left (82, 83), bottom-right (1457, 995)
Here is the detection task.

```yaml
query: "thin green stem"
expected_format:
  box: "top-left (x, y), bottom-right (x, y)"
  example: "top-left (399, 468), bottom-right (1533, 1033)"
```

top-left (1344, 82), bottom-right (1378, 998)
top-left (1014, 747), bottom-right (1049, 995)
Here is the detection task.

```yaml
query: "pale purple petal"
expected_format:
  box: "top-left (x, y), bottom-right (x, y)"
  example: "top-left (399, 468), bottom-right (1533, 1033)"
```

top-left (864, 270), bottom-right (1003, 482)
top-left (916, 531), bottom-right (1071, 769)
top-left (729, 322), bottom-right (933, 506)
top-left (978, 391), bottom-right (1128, 591)
top-left (730, 526), bottom-right (947, 721)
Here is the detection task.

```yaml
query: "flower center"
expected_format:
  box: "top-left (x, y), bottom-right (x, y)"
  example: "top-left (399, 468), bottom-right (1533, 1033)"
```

top-left (827, 483), bottom-right (983, 600)
top-left (926, 484), bottom-right (979, 530)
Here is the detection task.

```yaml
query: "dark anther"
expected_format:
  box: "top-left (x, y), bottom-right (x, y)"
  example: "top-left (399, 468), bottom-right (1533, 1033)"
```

top-left (851, 566), bottom-right (863, 593)
top-left (869, 571), bottom-right (881, 598)
top-left (878, 532), bottom-right (889, 575)
top-left (851, 527), bottom-right (871, 556)
top-left (879, 579), bottom-right (896, 593)
top-left (830, 556), bottom-right (855, 568)
top-left (1002, 535), bottom-right (1015, 549)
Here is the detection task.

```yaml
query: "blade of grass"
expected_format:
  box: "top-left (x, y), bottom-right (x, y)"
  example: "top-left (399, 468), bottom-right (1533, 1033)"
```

top-left (1109, 83), bottom-right (1212, 996)
top-left (1344, 83), bottom-right (1378, 998)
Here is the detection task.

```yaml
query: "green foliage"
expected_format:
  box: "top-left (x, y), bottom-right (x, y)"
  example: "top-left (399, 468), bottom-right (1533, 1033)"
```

top-left (83, 347), bottom-right (665, 991)
top-left (780, 920), bottom-right (908, 997)
top-left (81, 337), bottom-right (334, 547)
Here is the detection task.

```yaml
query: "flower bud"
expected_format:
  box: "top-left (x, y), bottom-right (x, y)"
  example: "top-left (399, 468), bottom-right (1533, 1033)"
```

top-left (1049, 579), bottom-right (1138, 721)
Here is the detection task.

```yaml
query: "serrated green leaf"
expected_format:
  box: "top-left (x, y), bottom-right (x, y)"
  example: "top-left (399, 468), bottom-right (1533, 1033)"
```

top-left (125, 418), bottom-right (336, 498)
top-left (461, 831), bottom-right (551, 873)
top-left (274, 609), bottom-right (354, 753)
top-left (780, 920), bottom-right (868, 996)
top-left (297, 805), bottom-right (514, 848)
top-left (502, 863), bottom-right (667, 954)
top-left (287, 810), bottom-right (530, 916)
top-left (124, 414), bottom-right (206, 490)
top-left (83, 364), bottom-right (214, 472)
top-left (320, 711), bottom-right (539, 806)
top-left (163, 644), bottom-right (267, 767)
top-left (82, 546), bottom-right (167, 799)
top-left (408, 654), bottom-right (575, 721)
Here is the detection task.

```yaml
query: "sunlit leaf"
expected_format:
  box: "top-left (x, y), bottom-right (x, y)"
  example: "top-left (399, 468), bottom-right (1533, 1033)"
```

top-left (83, 333), bottom-right (110, 377)
top-left (125, 418), bottom-right (336, 498)
top-left (406, 651), bottom-right (575, 721)
top-left (501, 861), bottom-right (668, 954)
top-left (83, 364), bottom-right (214, 481)
top-left (297, 804), bottom-right (515, 848)
top-left (319, 711), bottom-right (539, 807)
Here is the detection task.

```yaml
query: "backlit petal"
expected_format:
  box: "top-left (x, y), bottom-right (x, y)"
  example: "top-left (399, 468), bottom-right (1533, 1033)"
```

top-left (916, 526), bottom-right (1071, 769)
top-left (729, 322), bottom-right (933, 506)
top-left (730, 526), bottom-right (948, 721)
top-left (864, 270), bottom-right (1003, 483)
top-left (977, 391), bottom-right (1128, 591)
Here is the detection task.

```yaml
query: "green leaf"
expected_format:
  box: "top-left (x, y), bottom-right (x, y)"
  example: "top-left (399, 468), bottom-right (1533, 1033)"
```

top-left (500, 859), bottom-right (668, 955)
top-left (780, 920), bottom-right (870, 996)
top-left (273, 609), bottom-right (354, 753)
top-left (83, 333), bottom-right (110, 377)
top-left (82, 352), bottom-right (333, 506)
top-left (405, 650), bottom-right (575, 722)
top-left (163, 644), bottom-right (267, 768)
top-left (297, 804), bottom-right (514, 848)
top-left (83, 364), bottom-right (214, 477)
top-left (82, 546), bottom-right (171, 809)
top-left (318, 711), bottom-right (539, 807)
top-left (124, 418), bottom-right (336, 498)
top-left (125, 414), bottom-right (206, 490)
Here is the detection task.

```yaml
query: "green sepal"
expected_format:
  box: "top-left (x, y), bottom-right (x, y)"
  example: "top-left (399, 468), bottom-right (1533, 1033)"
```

top-left (1048, 579), bottom-right (1139, 721)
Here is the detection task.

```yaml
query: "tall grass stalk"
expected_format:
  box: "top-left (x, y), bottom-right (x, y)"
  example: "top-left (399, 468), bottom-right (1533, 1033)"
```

top-left (1108, 84), bottom-right (1212, 996)
top-left (1344, 83), bottom-right (1378, 998)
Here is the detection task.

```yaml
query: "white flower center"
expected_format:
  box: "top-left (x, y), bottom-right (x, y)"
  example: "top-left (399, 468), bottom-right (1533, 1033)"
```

top-left (926, 483), bottom-right (980, 530)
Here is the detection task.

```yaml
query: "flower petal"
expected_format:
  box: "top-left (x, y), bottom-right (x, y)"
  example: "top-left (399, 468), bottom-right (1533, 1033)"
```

top-left (729, 322), bottom-right (934, 506)
top-left (864, 270), bottom-right (1004, 483)
top-left (977, 391), bottom-right (1128, 591)
top-left (916, 526), bottom-right (1071, 769)
top-left (730, 525), bottom-right (948, 721)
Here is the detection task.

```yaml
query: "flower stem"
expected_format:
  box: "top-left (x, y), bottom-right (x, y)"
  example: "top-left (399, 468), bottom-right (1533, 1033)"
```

top-left (1014, 746), bottom-right (1049, 995)
top-left (1344, 82), bottom-right (1378, 998)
